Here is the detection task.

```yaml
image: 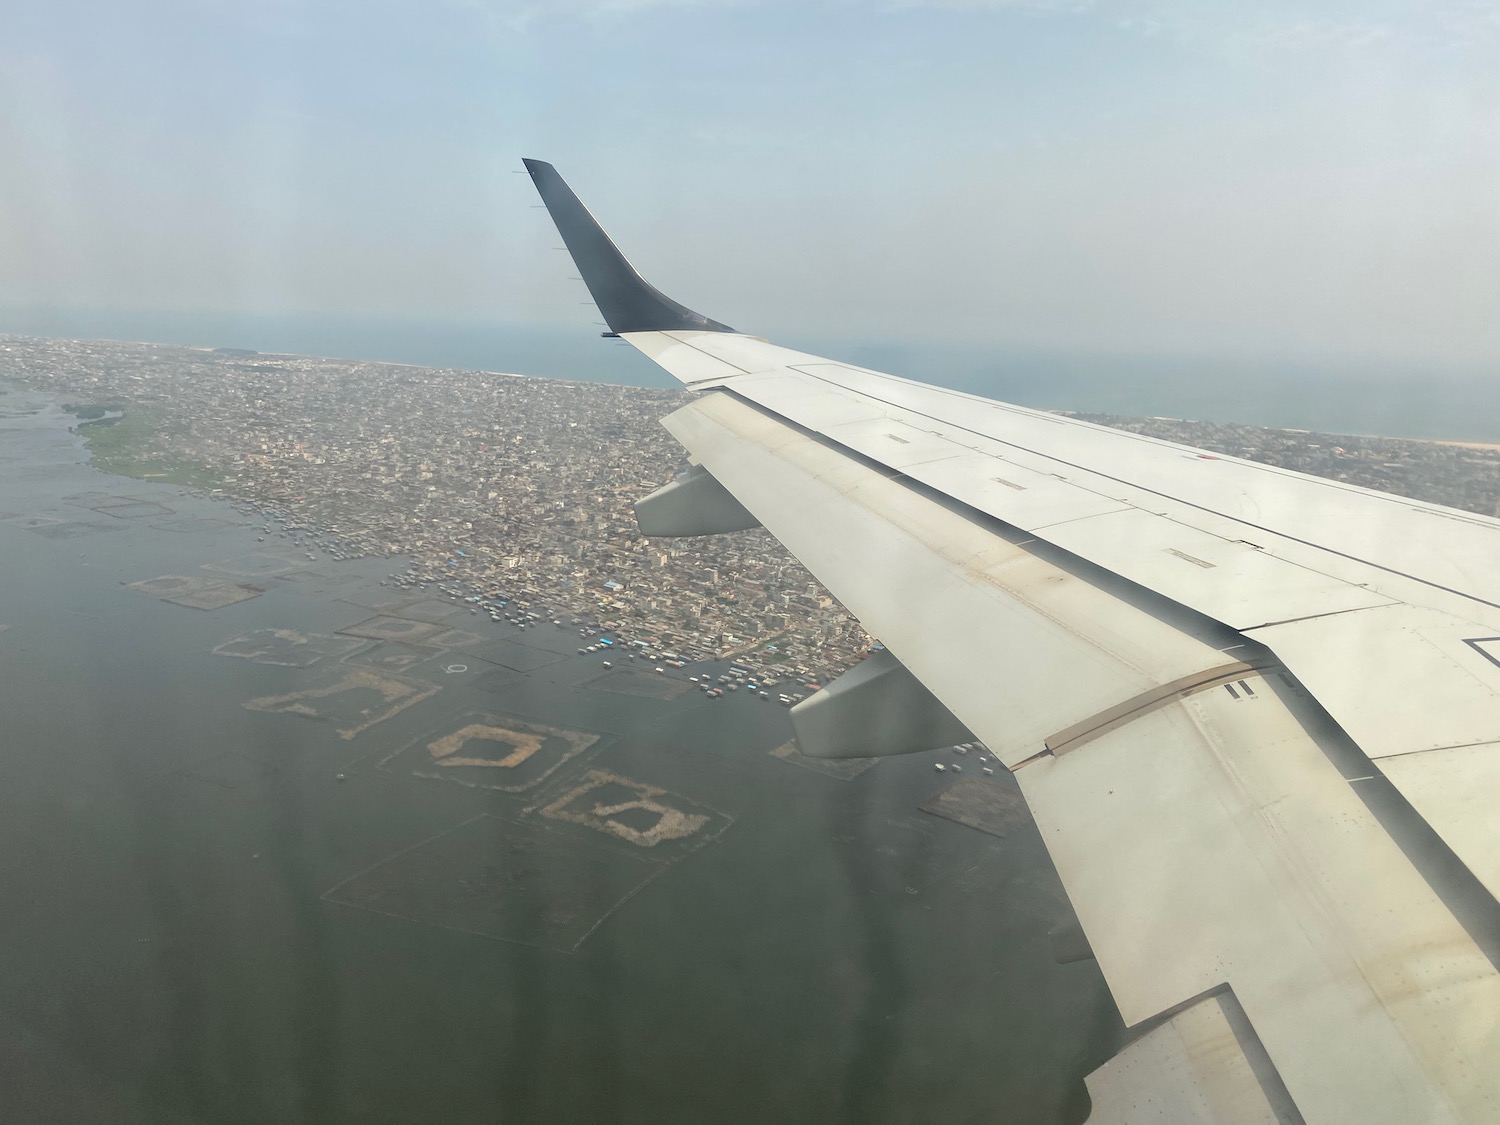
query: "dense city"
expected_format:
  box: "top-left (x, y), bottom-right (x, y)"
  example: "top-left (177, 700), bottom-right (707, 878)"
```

top-left (0, 334), bottom-right (871, 684)
top-left (5, 332), bottom-right (1500, 688)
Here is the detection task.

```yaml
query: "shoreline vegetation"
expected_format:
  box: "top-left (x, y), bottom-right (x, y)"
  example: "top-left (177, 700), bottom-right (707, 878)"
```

top-left (62, 401), bottom-right (222, 490)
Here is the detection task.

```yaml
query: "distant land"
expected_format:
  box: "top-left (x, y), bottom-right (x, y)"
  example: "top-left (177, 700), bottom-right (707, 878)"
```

top-left (3, 307), bottom-right (1499, 443)
top-left (6, 331), bottom-right (1499, 693)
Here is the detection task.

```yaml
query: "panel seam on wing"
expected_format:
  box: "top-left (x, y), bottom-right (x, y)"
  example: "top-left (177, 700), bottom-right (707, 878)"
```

top-left (754, 367), bottom-right (1500, 615)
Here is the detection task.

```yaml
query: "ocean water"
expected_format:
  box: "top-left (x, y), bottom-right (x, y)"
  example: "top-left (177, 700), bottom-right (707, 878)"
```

top-left (5, 308), bottom-right (1498, 443)
top-left (0, 386), bottom-right (1116, 1124)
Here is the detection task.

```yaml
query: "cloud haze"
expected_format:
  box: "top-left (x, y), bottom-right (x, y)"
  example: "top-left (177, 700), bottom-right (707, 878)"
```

top-left (1, 0), bottom-right (1496, 370)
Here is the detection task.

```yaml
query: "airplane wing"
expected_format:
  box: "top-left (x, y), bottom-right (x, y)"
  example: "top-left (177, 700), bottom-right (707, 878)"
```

top-left (524, 158), bottom-right (1500, 1124)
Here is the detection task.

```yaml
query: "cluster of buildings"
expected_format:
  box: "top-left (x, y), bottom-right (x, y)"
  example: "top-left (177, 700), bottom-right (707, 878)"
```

top-left (0, 334), bottom-right (872, 681)
top-left (8, 333), bottom-right (1498, 683)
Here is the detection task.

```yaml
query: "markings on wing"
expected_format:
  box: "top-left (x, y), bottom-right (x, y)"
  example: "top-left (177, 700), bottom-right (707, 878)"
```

top-left (632, 330), bottom-right (1500, 918)
top-left (1043, 660), bottom-right (1271, 757)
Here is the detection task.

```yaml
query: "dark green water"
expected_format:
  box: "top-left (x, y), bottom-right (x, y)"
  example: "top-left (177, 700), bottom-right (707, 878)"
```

top-left (0, 383), bottom-right (1119, 1124)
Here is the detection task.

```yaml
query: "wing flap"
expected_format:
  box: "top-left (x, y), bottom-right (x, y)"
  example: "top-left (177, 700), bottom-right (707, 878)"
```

top-left (1082, 993), bottom-right (1301, 1125)
top-left (1016, 673), bottom-right (1500, 1125)
top-left (1247, 605), bottom-right (1500, 758)
top-left (662, 391), bottom-right (1241, 767)
top-left (1379, 744), bottom-right (1500, 902)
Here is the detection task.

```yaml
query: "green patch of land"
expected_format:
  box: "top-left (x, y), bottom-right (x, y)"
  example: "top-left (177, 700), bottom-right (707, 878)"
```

top-left (63, 402), bottom-right (125, 420)
top-left (77, 404), bottom-right (221, 489)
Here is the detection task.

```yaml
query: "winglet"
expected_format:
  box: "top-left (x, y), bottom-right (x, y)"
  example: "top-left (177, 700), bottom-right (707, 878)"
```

top-left (523, 159), bottom-right (735, 336)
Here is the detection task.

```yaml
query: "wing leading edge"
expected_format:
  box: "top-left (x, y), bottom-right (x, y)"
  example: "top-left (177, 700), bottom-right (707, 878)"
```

top-left (525, 160), bottom-right (1500, 1124)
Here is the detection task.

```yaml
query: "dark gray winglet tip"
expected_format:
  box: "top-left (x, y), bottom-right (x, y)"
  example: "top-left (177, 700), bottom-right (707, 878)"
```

top-left (523, 158), bottom-right (735, 336)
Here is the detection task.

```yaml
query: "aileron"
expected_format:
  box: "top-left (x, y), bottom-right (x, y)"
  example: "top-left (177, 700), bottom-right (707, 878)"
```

top-left (1019, 673), bottom-right (1500, 1125)
top-left (1380, 745), bottom-right (1500, 902)
top-left (1248, 605), bottom-right (1500, 759)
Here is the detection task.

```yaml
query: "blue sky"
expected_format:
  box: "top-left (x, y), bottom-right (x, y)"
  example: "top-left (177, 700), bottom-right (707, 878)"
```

top-left (2, 0), bottom-right (1497, 369)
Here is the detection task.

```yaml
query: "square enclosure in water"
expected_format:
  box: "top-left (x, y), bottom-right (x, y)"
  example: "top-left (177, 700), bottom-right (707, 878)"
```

top-left (919, 777), bottom-right (1033, 838)
top-left (451, 638), bottom-right (565, 673)
top-left (128, 574), bottom-right (209, 597)
top-left (383, 598), bottom-right (463, 624)
top-left (530, 768), bottom-right (732, 862)
top-left (202, 552), bottom-right (306, 578)
top-left (213, 627), bottom-right (365, 667)
top-left (91, 499), bottom-right (173, 519)
top-left (342, 642), bottom-right (437, 672)
top-left (337, 614), bottom-right (446, 645)
top-left (380, 712), bottom-right (599, 794)
top-left (338, 589), bottom-right (423, 612)
top-left (583, 669), bottom-right (697, 701)
top-left (26, 520), bottom-right (124, 539)
top-left (87, 494), bottom-right (161, 510)
top-left (426, 627), bottom-right (484, 651)
top-left (243, 667), bottom-right (440, 740)
top-left (164, 582), bottom-right (264, 610)
top-left (769, 740), bottom-right (879, 782)
top-left (323, 814), bottom-right (663, 952)
top-left (150, 517), bottom-right (241, 533)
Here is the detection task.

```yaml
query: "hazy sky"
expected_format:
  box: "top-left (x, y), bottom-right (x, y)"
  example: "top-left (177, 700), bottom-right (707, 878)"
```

top-left (2, 0), bottom-right (1497, 369)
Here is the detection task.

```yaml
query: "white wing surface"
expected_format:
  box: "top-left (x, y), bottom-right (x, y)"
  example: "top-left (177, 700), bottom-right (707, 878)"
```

top-left (525, 159), bottom-right (1500, 1124)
